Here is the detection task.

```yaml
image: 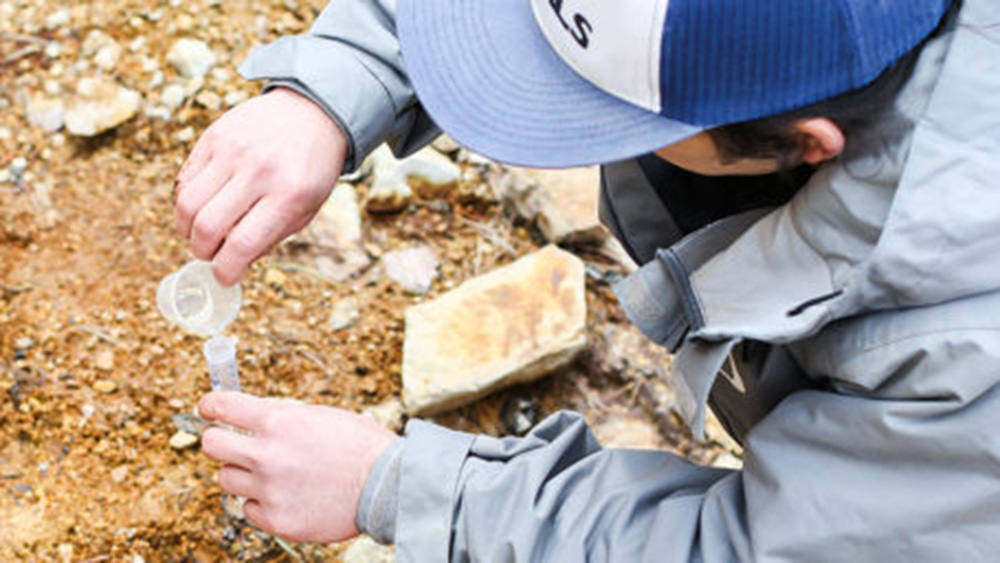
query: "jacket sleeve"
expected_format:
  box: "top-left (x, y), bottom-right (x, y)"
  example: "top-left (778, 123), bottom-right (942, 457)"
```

top-left (237, 0), bottom-right (440, 172)
top-left (392, 300), bottom-right (1000, 561)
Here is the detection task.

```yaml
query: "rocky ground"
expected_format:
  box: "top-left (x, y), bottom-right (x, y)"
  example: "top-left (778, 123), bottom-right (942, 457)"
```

top-left (1, 1), bottom-right (740, 561)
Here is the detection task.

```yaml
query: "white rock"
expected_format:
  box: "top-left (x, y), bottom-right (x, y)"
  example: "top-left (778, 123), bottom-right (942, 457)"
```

top-left (223, 90), bottom-right (249, 107)
top-left (45, 8), bottom-right (71, 30)
top-left (44, 42), bottom-right (61, 59)
top-left (167, 38), bottom-right (216, 78)
top-left (169, 430), bottom-right (199, 450)
top-left (9, 157), bottom-right (27, 176)
top-left (27, 97), bottom-right (64, 133)
top-left (148, 71), bottom-right (164, 89)
top-left (382, 245), bottom-right (440, 295)
top-left (328, 297), bottom-right (360, 331)
top-left (82, 30), bottom-right (121, 71)
top-left (362, 397), bottom-right (405, 430)
top-left (366, 145), bottom-right (461, 213)
top-left (65, 78), bottom-right (141, 137)
top-left (510, 167), bottom-right (606, 244)
top-left (161, 83), bottom-right (186, 109)
top-left (297, 183), bottom-right (372, 282)
top-left (173, 127), bottom-right (195, 143)
top-left (194, 90), bottom-right (222, 111)
top-left (210, 68), bottom-right (232, 83)
top-left (343, 537), bottom-right (394, 563)
top-left (402, 245), bottom-right (587, 415)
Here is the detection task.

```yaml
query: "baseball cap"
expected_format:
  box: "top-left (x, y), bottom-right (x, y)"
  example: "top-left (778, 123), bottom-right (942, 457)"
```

top-left (397, 0), bottom-right (951, 168)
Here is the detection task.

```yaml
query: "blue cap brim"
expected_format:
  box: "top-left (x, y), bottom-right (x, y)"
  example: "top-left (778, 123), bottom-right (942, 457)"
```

top-left (397, 0), bottom-right (703, 169)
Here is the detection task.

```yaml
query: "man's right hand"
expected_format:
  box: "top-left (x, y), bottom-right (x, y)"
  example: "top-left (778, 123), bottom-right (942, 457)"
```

top-left (174, 87), bottom-right (349, 286)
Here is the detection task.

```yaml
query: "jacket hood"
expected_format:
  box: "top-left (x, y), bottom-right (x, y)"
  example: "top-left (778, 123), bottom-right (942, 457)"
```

top-left (690, 0), bottom-right (1000, 344)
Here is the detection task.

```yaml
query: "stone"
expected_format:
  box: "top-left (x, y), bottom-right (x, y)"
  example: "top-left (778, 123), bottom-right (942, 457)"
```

top-left (111, 465), bottom-right (129, 484)
top-left (712, 453), bottom-right (744, 470)
top-left (45, 9), bottom-right (71, 30)
top-left (514, 167), bottom-right (606, 244)
top-left (81, 31), bottom-right (122, 72)
top-left (167, 38), bottom-right (216, 78)
top-left (366, 145), bottom-right (461, 213)
top-left (264, 268), bottom-right (287, 287)
top-left (93, 379), bottom-right (117, 394)
top-left (26, 96), bottom-right (65, 132)
top-left (169, 430), bottom-right (199, 450)
top-left (343, 536), bottom-right (394, 563)
top-left (431, 135), bottom-right (461, 155)
top-left (382, 245), bottom-right (440, 295)
top-left (194, 90), bottom-right (222, 111)
top-left (601, 323), bottom-right (673, 381)
top-left (65, 77), bottom-right (141, 137)
top-left (328, 297), bottom-right (360, 331)
top-left (591, 415), bottom-right (663, 450)
top-left (402, 245), bottom-right (587, 415)
top-left (297, 183), bottom-right (371, 282)
top-left (161, 83), bottom-right (187, 109)
top-left (95, 349), bottom-right (115, 372)
top-left (362, 397), bottom-right (405, 430)
top-left (223, 90), bottom-right (249, 107)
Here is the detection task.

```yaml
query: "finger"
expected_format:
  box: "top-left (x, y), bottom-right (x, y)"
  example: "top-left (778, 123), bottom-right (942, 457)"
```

top-left (211, 199), bottom-right (295, 286)
top-left (201, 425), bottom-right (258, 468)
top-left (241, 499), bottom-right (271, 533)
top-left (189, 174), bottom-right (260, 261)
top-left (218, 464), bottom-right (258, 498)
top-left (199, 391), bottom-right (274, 432)
top-left (177, 133), bottom-right (214, 186)
top-left (174, 158), bottom-right (235, 239)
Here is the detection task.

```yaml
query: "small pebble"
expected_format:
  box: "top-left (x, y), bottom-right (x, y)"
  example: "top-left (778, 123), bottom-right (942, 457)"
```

top-left (169, 430), bottom-right (199, 450)
top-left (111, 465), bottom-right (129, 483)
top-left (95, 349), bottom-right (115, 371)
top-left (264, 268), bottom-right (287, 287)
top-left (93, 379), bottom-right (117, 394)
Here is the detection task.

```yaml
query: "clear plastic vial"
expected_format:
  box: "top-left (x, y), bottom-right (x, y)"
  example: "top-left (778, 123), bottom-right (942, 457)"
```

top-left (203, 335), bottom-right (241, 392)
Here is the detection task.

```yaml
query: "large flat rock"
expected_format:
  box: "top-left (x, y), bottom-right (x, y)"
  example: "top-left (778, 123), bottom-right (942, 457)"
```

top-left (403, 245), bottom-right (587, 415)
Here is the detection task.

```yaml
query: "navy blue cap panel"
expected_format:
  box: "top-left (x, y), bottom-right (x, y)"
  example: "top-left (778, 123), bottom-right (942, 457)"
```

top-left (659, 0), bottom-right (952, 126)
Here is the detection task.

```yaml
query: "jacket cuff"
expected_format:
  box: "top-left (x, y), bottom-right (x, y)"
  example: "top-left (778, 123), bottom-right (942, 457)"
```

top-left (395, 419), bottom-right (476, 562)
top-left (356, 437), bottom-right (405, 544)
top-left (238, 36), bottom-right (398, 173)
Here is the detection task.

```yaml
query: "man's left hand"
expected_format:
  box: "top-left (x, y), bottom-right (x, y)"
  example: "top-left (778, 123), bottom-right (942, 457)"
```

top-left (198, 392), bottom-right (399, 543)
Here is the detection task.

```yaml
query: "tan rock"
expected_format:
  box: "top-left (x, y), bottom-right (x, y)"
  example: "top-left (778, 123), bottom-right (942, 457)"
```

top-left (297, 183), bottom-right (372, 282)
top-left (95, 349), bottom-right (115, 372)
top-left (402, 245), bottom-right (587, 415)
top-left (111, 464), bottom-right (129, 484)
top-left (343, 536), bottom-right (394, 563)
top-left (169, 430), bottom-right (199, 450)
top-left (366, 145), bottom-right (461, 213)
top-left (518, 167), bottom-right (606, 244)
top-left (65, 77), bottom-right (141, 137)
top-left (92, 379), bottom-right (117, 394)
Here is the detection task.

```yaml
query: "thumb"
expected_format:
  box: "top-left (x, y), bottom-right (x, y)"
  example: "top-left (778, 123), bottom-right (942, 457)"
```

top-left (198, 391), bottom-right (270, 430)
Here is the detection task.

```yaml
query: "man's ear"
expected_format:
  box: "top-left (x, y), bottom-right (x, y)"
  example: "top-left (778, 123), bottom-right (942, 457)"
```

top-left (795, 118), bottom-right (845, 165)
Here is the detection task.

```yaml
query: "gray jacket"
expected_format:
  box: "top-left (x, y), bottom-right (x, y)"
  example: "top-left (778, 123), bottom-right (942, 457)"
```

top-left (240, 0), bottom-right (1000, 560)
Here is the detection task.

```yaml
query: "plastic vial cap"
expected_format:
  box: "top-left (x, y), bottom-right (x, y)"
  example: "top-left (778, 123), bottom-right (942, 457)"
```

top-left (156, 260), bottom-right (241, 336)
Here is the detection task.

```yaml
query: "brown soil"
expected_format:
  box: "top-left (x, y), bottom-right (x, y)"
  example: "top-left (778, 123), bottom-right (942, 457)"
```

top-left (1, 2), bottom-right (733, 560)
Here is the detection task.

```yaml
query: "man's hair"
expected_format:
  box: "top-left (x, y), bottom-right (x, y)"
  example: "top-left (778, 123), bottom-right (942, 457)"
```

top-left (706, 47), bottom-right (922, 168)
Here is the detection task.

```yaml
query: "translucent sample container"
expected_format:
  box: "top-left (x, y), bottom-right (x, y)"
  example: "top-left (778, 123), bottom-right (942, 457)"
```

top-left (204, 335), bottom-right (241, 392)
top-left (157, 260), bottom-right (241, 336)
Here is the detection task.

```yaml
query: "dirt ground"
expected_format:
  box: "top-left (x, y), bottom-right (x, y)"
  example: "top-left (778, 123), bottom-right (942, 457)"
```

top-left (0, 2), bottom-right (736, 561)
